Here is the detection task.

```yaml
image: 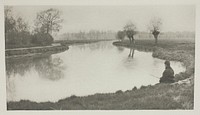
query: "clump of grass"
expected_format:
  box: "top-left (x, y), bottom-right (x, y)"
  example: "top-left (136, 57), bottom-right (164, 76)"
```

top-left (132, 86), bottom-right (137, 91)
top-left (140, 85), bottom-right (147, 89)
top-left (70, 95), bottom-right (78, 99)
top-left (115, 90), bottom-right (123, 94)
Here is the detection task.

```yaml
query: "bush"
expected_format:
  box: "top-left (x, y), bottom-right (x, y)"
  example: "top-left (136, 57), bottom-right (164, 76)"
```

top-left (5, 7), bottom-right (54, 49)
top-left (116, 30), bottom-right (126, 41)
top-left (115, 90), bottom-right (123, 94)
top-left (70, 95), bottom-right (77, 99)
top-left (5, 31), bottom-right (33, 49)
top-left (32, 32), bottom-right (54, 46)
top-left (132, 86), bottom-right (137, 91)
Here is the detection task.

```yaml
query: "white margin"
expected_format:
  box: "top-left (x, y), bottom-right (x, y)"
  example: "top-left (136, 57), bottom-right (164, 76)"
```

top-left (0, 0), bottom-right (200, 115)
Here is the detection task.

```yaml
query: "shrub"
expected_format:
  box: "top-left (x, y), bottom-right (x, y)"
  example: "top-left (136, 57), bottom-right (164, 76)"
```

top-left (70, 95), bottom-right (77, 99)
top-left (32, 32), bottom-right (54, 46)
top-left (132, 86), bottom-right (137, 91)
top-left (115, 90), bottom-right (123, 94)
top-left (5, 31), bottom-right (32, 48)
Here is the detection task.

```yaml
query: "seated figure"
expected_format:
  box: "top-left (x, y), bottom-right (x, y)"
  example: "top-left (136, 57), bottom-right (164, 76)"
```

top-left (159, 61), bottom-right (175, 83)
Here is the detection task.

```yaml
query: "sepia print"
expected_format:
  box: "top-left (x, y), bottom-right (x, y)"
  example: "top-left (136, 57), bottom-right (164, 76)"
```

top-left (5, 5), bottom-right (195, 110)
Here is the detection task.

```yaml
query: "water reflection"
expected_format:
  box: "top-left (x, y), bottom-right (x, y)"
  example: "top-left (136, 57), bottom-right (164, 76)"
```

top-left (6, 55), bottom-right (65, 81)
top-left (75, 41), bottom-right (113, 51)
top-left (6, 57), bottom-right (34, 77)
top-left (122, 48), bottom-right (137, 69)
top-left (6, 77), bottom-right (16, 102)
top-left (116, 46), bottom-right (125, 53)
top-left (6, 41), bottom-right (186, 102)
top-left (34, 56), bottom-right (65, 81)
top-left (134, 46), bottom-right (154, 52)
top-left (128, 48), bottom-right (135, 58)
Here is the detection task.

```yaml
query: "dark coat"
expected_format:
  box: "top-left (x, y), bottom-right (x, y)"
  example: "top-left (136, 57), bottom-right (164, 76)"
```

top-left (159, 66), bottom-right (175, 83)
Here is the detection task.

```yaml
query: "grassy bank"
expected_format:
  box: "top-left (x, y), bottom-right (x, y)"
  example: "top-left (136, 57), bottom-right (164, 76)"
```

top-left (5, 45), bottom-right (69, 57)
top-left (7, 39), bottom-right (195, 110)
top-left (7, 82), bottom-right (194, 110)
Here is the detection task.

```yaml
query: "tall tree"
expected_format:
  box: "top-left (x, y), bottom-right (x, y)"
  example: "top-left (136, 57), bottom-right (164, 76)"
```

top-left (5, 6), bottom-right (32, 48)
top-left (124, 21), bottom-right (137, 44)
top-left (5, 6), bottom-right (16, 33)
top-left (148, 17), bottom-right (162, 45)
top-left (16, 17), bottom-right (29, 32)
top-left (35, 8), bottom-right (63, 34)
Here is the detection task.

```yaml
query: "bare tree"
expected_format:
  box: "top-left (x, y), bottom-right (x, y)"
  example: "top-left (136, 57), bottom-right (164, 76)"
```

top-left (124, 21), bottom-right (137, 44)
top-left (148, 17), bottom-right (162, 45)
top-left (5, 6), bottom-right (32, 47)
top-left (15, 17), bottom-right (29, 32)
top-left (116, 30), bottom-right (126, 41)
top-left (5, 6), bottom-right (16, 33)
top-left (35, 8), bottom-right (63, 34)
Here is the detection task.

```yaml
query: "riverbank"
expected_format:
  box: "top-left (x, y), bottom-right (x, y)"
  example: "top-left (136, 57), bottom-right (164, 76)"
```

top-left (7, 81), bottom-right (193, 110)
top-left (5, 44), bottom-right (69, 58)
top-left (7, 39), bottom-right (195, 110)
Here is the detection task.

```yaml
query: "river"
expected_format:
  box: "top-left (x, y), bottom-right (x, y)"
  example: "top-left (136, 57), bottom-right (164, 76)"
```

top-left (6, 41), bottom-right (185, 102)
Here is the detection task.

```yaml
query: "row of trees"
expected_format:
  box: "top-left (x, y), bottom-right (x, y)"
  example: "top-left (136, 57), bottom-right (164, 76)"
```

top-left (116, 17), bottom-right (162, 45)
top-left (59, 30), bottom-right (116, 40)
top-left (5, 7), bottom-right (63, 49)
top-left (137, 31), bottom-right (195, 39)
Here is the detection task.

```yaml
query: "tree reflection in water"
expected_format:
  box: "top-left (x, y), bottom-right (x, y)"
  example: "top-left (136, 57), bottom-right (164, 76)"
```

top-left (122, 48), bottom-right (136, 69)
top-left (6, 57), bottom-right (35, 77)
top-left (6, 54), bottom-right (65, 81)
top-left (128, 48), bottom-right (135, 58)
top-left (34, 56), bottom-right (65, 81)
top-left (116, 46), bottom-right (125, 53)
top-left (76, 41), bottom-right (113, 51)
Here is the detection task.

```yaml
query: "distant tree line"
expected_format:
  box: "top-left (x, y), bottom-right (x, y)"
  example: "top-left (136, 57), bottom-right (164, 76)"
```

top-left (137, 31), bottom-right (195, 39)
top-left (58, 30), bottom-right (116, 40)
top-left (5, 7), bottom-right (63, 49)
top-left (59, 30), bottom-right (194, 42)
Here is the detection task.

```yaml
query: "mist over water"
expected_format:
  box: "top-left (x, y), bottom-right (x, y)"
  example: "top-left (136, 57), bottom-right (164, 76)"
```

top-left (6, 41), bottom-right (185, 102)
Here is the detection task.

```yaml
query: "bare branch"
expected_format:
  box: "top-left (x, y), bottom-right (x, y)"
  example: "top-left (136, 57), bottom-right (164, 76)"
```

top-left (35, 8), bottom-right (63, 34)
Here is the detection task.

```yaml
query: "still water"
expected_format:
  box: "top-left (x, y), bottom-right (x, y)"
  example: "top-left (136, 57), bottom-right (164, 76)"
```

top-left (6, 41), bottom-right (185, 102)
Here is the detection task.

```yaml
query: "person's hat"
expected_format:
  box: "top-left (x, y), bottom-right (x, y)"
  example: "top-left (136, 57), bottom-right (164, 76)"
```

top-left (164, 60), bottom-right (170, 66)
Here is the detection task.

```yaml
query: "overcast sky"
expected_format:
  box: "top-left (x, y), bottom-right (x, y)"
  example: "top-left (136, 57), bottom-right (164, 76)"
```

top-left (11, 5), bottom-right (195, 34)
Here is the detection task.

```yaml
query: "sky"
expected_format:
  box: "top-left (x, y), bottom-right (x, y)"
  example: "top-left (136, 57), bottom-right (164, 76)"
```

top-left (11, 5), bottom-right (195, 34)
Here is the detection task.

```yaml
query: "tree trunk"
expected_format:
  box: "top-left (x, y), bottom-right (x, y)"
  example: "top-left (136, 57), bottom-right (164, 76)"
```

top-left (129, 38), bottom-right (132, 44)
top-left (132, 36), bottom-right (135, 45)
top-left (154, 35), bottom-right (158, 45)
top-left (47, 26), bottom-right (49, 34)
